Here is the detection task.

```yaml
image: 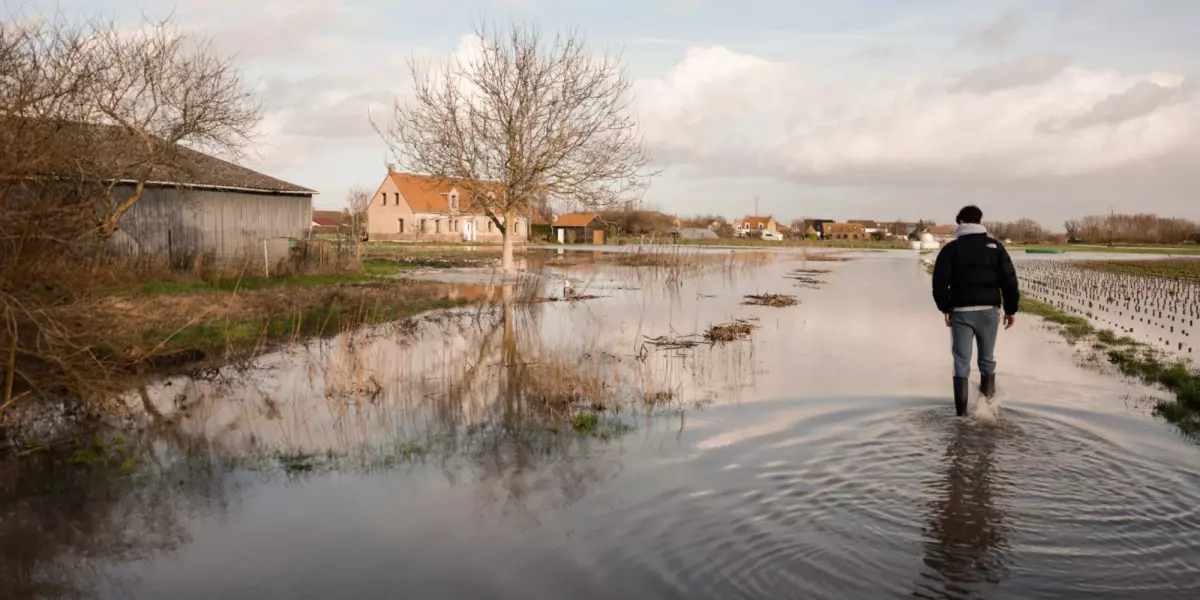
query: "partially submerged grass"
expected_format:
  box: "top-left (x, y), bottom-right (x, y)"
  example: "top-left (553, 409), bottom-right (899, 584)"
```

top-left (1011, 244), bottom-right (1200, 256)
top-left (1077, 258), bottom-right (1200, 284)
top-left (742, 293), bottom-right (798, 307)
top-left (705, 319), bottom-right (758, 343)
top-left (136, 294), bottom-right (472, 357)
top-left (1022, 297), bottom-right (1095, 343)
top-left (1023, 296), bottom-right (1200, 436)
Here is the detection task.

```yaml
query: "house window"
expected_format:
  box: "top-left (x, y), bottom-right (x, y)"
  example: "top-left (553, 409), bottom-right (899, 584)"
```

top-left (487, 220), bottom-right (493, 232)
top-left (420, 219), bottom-right (426, 233)
top-left (436, 220), bottom-right (441, 234)
top-left (381, 194), bottom-right (386, 206)
top-left (395, 192), bottom-right (401, 204)
top-left (398, 218), bottom-right (405, 233)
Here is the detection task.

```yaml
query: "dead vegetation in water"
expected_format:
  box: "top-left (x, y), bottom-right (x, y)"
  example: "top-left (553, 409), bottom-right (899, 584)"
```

top-left (705, 319), bottom-right (759, 343)
top-left (742, 293), bottom-right (798, 307)
top-left (793, 251), bottom-right (851, 263)
top-left (786, 268), bottom-right (831, 288)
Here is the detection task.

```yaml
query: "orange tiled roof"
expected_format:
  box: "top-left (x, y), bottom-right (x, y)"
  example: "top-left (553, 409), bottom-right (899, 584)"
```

top-left (554, 213), bottom-right (602, 227)
top-left (738, 216), bottom-right (774, 227)
top-left (927, 225), bottom-right (955, 235)
top-left (389, 172), bottom-right (504, 214)
top-left (824, 222), bottom-right (864, 233)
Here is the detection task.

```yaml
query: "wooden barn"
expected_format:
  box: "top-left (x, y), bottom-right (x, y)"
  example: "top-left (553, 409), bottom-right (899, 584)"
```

top-left (61, 123), bottom-right (317, 266)
top-left (553, 213), bottom-right (607, 244)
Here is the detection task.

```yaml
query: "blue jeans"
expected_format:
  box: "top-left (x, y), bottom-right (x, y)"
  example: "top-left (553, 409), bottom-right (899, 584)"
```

top-left (951, 310), bottom-right (999, 379)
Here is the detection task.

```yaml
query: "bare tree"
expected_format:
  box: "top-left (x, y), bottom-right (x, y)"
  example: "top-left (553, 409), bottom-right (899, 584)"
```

top-left (380, 21), bottom-right (654, 271)
top-left (344, 185), bottom-right (371, 238)
top-left (789, 218), bottom-right (813, 238)
top-left (1, 13), bottom-right (261, 415)
top-left (82, 18), bottom-right (261, 257)
top-left (1063, 219), bottom-right (1082, 241)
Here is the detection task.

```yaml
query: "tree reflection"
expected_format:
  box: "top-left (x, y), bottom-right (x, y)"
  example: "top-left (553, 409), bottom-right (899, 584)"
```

top-left (915, 423), bottom-right (1011, 599)
top-left (0, 424), bottom-right (234, 600)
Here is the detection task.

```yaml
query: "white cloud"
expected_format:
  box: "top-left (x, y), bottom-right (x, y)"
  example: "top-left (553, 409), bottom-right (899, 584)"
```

top-left (634, 46), bottom-right (1200, 188)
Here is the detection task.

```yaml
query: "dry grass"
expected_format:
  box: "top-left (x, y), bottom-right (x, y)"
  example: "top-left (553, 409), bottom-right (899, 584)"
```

top-left (705, 319), bottom-right (759, 343)
top-left (742, 293), bottom-right (798, 307)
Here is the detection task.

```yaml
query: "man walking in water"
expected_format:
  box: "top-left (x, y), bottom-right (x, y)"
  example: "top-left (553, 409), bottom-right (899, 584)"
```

top-left (931, 206), bottom-right (1020, 416)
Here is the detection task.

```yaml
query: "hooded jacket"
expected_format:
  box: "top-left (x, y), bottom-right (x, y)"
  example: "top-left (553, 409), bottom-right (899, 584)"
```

top-left (931, 224), bottom-right (1020, 315)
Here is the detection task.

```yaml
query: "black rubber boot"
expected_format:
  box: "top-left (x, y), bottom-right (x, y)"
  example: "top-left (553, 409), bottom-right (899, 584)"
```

top-left (954, 377), bottom-right (970, 417)
top-left (980, 374), bottom-right (996, 399)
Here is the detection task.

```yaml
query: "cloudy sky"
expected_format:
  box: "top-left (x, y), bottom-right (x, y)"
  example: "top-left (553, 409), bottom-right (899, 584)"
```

top-left (22, 0), bottom-right (1200, 226)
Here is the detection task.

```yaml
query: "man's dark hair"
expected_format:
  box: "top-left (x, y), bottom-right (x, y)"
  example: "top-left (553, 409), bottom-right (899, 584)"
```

top-left (956, 205), bottom-right (983, 224)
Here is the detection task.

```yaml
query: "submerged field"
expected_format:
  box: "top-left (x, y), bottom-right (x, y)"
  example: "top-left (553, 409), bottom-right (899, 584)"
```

top-left (2, 248), bottom-right (1199, 600)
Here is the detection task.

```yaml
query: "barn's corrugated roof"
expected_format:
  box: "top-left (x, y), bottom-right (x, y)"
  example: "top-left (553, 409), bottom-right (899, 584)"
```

top-left (7, 119), bottom-right (315, 195)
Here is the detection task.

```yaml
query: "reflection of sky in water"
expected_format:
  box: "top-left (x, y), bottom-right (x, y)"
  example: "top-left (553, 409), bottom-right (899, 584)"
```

top-left (4, 250), bottom-right (1200, 600)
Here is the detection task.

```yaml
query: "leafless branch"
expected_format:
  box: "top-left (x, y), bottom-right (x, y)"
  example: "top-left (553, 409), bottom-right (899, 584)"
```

top-left (378, 21), bottom-right (656, 269)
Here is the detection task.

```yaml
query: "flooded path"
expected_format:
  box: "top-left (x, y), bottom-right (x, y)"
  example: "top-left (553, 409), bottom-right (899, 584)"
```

top-left (3, 250), bottom-right (1199, 599)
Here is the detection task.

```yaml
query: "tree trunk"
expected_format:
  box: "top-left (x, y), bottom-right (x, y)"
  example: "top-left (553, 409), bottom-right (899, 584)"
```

top-left (501, 211), bottom-right (516, 273)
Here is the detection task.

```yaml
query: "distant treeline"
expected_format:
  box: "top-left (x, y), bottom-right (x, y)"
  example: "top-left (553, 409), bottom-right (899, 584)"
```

top-left (1065, 214), bottom-right (1199, 245)
top-left (984, 213), bottom-right (1200, 245)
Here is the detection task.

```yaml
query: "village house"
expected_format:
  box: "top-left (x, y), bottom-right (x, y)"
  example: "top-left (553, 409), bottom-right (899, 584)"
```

top-left (824, 222), bottom-right (867, 240)
top-left (811, 219), bottom-right (834, 239)
top-left (311, 210), bottom-right (344, 234)
top-left (734, 216), bottom-right (778, 237)
top-left (365, 167), bottom-right (530, 243)
top-left (927, 225), bottom-right (956, 244)
top-left (553, 213), bottom-right (608, 244)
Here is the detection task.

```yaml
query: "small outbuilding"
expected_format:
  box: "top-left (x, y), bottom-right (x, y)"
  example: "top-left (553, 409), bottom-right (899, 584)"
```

top-left (553, 213), bottom-right (607, 244)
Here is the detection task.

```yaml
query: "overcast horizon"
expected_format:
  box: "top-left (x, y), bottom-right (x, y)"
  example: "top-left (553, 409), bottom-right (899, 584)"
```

top-left (20, 0), bottom-right (1200, 228)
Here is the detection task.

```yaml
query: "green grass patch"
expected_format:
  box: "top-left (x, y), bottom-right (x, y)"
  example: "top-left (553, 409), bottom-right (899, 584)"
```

top-left (1076, 258), bottom-right (1200, 284)
top-left (135, 273), bottom-right (372, 295)
top-left (1010, 244), bottom-right (1200, 256)
top-left (361, 259), bottom-right (417, 276)
top-left (1021, 297), bottom-right (1095, 341)
top-left (570, 411), bottom-right (600, 433)
top-left (139, 296), bottom-right (471, 355)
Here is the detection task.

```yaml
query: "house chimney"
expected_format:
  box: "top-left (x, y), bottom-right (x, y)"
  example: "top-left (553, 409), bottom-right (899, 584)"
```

top-left (387, 163), bottom-right (396, 174)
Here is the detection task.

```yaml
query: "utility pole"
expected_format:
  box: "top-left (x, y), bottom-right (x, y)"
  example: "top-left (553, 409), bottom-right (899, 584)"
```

top-left (1109, 206), bottom-right (1115, 247)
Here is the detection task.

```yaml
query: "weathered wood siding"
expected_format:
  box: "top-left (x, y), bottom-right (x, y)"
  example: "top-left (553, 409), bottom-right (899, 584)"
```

top-left (108, 185), bottom-right (312, 264)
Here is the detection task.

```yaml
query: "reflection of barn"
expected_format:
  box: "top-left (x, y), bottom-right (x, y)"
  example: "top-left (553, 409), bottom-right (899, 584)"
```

top-left (552, 213), bottom-right (607, 244)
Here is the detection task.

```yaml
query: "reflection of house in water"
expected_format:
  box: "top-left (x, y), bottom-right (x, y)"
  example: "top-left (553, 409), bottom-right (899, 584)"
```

top-left (441, 283), bottom-right (502, 303)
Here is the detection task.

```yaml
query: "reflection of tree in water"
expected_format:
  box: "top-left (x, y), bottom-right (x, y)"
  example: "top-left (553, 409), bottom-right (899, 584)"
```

top-left (0, 270), bottom-right (739, 596)
top-left (915, 423), bottom-right (1011, 599)
top-left (0, 423), bottom-right (234, 600)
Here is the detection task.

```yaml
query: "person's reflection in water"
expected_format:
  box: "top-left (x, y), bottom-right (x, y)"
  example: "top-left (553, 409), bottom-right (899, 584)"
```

top-left (914, 421), bottom-right (1010, 599)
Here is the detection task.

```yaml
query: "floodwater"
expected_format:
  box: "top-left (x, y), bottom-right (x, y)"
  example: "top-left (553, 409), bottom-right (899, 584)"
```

top-left (3, 249), bottom-right (1200, 599)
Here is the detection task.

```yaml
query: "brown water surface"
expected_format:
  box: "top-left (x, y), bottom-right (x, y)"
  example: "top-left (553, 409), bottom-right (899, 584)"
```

top-left (2, 249), bottom-right (1199, 599)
